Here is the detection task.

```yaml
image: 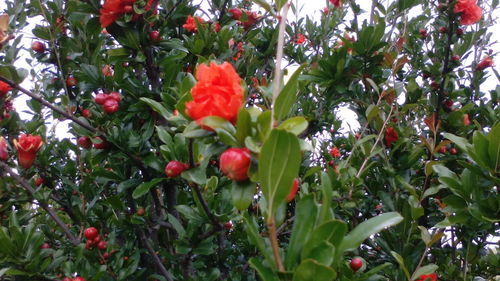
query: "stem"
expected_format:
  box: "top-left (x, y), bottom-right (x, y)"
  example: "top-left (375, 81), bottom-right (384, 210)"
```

top-left (409, 247), bottom-right (429, 281)
top-left (267, 216), bottom-right (285, 272)
top-left (271, 3), bottom-right (290, 122)
top-left (0, 162), bottom-right (80, 246)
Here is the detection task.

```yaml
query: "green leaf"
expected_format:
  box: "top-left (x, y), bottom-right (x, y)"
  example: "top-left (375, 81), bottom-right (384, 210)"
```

top-left (337, 212), bottom-right (403, 254)
top-left (285, 195), bottom-right (317, 269)
top-left (244, 214), bottom-right (275, 267)
top-left (292, 259), bottom-right (336, 281)
top-left (231, 181), bottom-right (256, 211)
top-left (417, 226), bottom-right (430, 246)
top-left (258, 129), bottom-right (301, 217)
top-left (278, 117), bottom-right (309, 136)
top-left (181, 166), bottom-right (206, 185)
top-left (140, 97), bottom-right (171, 120)
top-left (412, 264), bottom-right (439, 280)
top-left (274, 65), bottom-right (305, 120)
top-left (391, 251), bottom-right (411, 280)
top-left (156, 126), bottom-right (173, 145)
top-left (472, 130), bottom-right (491, 168)
top-left (202, 116), bottom-right (237, 134)
top-left (487, 123), bottom-right (500, 171)
top-left (132, 178), bottom-right (164, 199)
top-left (366, 104), bottom-right (380, 123)
top-left (235, 108), bottom-right (252, 145)
top-left (249, 257), bottom-right (279, 281)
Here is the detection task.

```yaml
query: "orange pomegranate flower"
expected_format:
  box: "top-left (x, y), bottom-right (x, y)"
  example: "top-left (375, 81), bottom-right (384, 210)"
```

top-left (384, 127), bottom-right (399, 147)
top-left (13, 134), bottom-right (43, 169)
top-left (295, 34), bottom-right (306, 44)
top-left (454, 0), bottom-right (482, 25)
top-left (183, 15), bottom-right (205, 32)
top-left (416, 273), bottom-right (437, 281)
top-left (185, 61), bottom-right (244, 125)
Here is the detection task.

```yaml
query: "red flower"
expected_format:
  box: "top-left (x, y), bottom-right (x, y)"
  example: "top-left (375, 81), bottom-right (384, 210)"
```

top-left (476, 55), bottom-right (494, 71)
top-left (185, 61), bottom-right (244, 125)
top-left (241, 11), bottom-right (259, 29)
top-left (330, 0), bottom-right (341, 8)
top-left (100, 0), bottom-right (135, 28)
top-left (463, 114), bottom-right (471, 126)
top-left (286, 178), bottom-right (300, 202)
top-left (323, 7), bottom-right (330, 15)
top-left (295, 34), bottom-right (306, 45)
top-left (0, 136), bottom-right (8, 161)
top-left (13, 134), bottom-right (43, 169)
top-left (330, 146), bottom-right (341, 158)
top-left (416, 273), bottom-right (437, 281)
top-left (384, 127), bottom-right (398, 147)
top-left (183, 15), bottom-right (205, 32)
top-left (213, 22), bottom-right (221, 32)
top-left (454, 0), bottom-right (482, 25)
top-left (0, 81), bottom-right (12, 98)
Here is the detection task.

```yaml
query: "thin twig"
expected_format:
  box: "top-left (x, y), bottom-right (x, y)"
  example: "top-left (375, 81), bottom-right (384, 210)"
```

top-left (0, 76), bottom-right (97, 133)
top-left (0, 162), bottom-right (80, 245)
top-left (271, 3), bottom-right (290, 122)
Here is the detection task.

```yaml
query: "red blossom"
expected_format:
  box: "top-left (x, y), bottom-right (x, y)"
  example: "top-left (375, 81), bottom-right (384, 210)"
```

top-left (286, 178), bottom-right (300, 202)
top-left (476, 55), bottom-right (494, 71)
top-left (454, 0), bottom-right (482, 25)
top-left (229, 8), bottom-right (242, 20)
top-left (384, 127), bottom-right (398, 147)
top-left (241, 11), bottom-right (259, 29)
top-left (185, 61), bottom-right (244, 125)
top-left (416, 273), bottom-right (438, 281)
top-left (13, 134), bottom-right (43, 169)
top-left (323, 7), bottom-right (330, 15)
top-left (330, 146), bottom-right (341, 158)
top-left (183, 15), bottom-right (205, 32)
top-left (0, 81), bottom-right (12, 98)
top-left (295, 33), bottom-right (306, 44)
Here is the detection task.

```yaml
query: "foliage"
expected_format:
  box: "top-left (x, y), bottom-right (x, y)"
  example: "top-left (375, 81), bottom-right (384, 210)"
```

top-left (0, 0), bottom-right (498, 280)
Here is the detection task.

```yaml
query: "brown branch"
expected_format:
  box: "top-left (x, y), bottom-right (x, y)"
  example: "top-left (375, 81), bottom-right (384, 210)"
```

top-left (0, 162), bottom-right (80, 245)
top-left (267, 217), bottom-right (284, 272)
top-left (0, 76), bottom-right (97, 134)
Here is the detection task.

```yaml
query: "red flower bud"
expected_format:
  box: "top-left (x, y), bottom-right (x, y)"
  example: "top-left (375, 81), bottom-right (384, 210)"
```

top-left (93, 136), bottom-right (108, 149)
top-left (35, 177), bottom-right (44, 186)
top-left (350, 257), bottom-right (363, 272)
top-left (330, 0), bottom-right (341, 8)
top-left (101, 65), bottom-right (114, 77)
top-left (165, 160), bottom-right (189, 178)
top-left (224, 221), bottom-right (233, 230)
top-left (439, 26), bottom-right (447, 33)
top-left (219, 148), bottom-right (251, 181)
top-left (78, 136), bottom-right (92, 149)
top-left (31, 41), bottom-right (46, 53)
top-left (463, 113), bottom-right (471, 126)
top-left (149, 30), bottom-right (161, 42)
top-left (95, 93), bottom-right (108, 105)
top-left (438, 146), bottom-right (447, 154)
top-left (73, 277), bottom-right (86, 281)
top-left (40, 242), bottom-right (50, 249)
top-left (419, 28), bottom-right (428, 38)
top-left (0, 136), bottom-right (8, 161)
top-left (97, 240), bottom-right (107, 250)
top-left (66, 76), bottom-right (77, 87)
top-left (103, 99), bottom-right (119, 114)
top-left (108, 92), bottom-right (122, 102)
top-left (13, 134), bottom-right (43, 169)
top-left (450, 147), bottom-right (458, 154)
top-left (82, 109), bottom-right (91, 118)
top-left (286, 178), bottom-right (300, 202)
top-left (84, 227), bottom-right (99, 240)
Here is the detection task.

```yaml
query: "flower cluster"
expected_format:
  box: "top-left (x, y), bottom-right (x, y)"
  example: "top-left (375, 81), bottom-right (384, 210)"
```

top-left (384, 127), bottom-right (398, 147)
top-left (100, 0), bottom-right (155, 28)
top-left (454, 0), bottom-right (482, 25)
top-left (185, 61), bottom-right (244, 125)
top-left (183, 15), bottom-right (205, 32)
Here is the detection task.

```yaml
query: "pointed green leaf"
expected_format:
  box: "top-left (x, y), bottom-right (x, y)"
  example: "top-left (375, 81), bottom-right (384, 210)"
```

top-left (274, 65), bottom-right (306, 120)
top-left (292, 259), bottom-right (336, 281)
top-left (132, 178), bottom-right (164, 199)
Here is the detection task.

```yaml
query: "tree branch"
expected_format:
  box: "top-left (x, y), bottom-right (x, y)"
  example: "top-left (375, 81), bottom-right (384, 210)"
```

top-left (0, 162), bottom-right (80, 246)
